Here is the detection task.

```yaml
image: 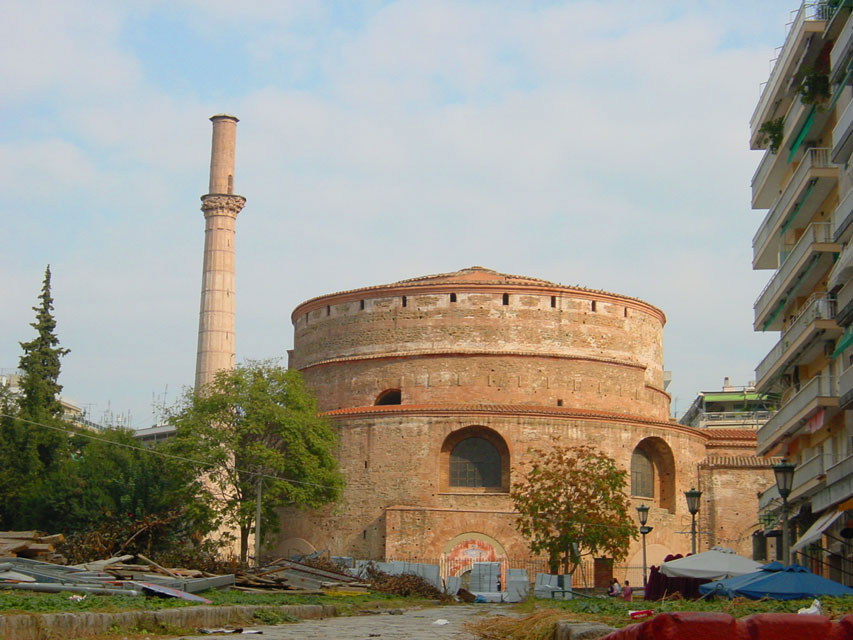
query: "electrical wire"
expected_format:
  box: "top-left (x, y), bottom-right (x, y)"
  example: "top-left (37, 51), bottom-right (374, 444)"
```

top-left (0, 411), bottom-right (339, 491)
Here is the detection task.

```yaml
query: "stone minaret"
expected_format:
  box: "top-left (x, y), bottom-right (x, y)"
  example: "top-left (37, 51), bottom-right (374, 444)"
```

top-left (195, 114), bottom-right (246, 390)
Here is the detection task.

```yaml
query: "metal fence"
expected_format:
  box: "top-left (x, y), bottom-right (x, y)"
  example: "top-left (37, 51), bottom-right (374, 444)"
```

top-left (386, 554), bottom-right (645, 589)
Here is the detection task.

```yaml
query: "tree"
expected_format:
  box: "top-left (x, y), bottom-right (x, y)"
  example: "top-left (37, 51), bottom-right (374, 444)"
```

top-left (511, 444), bottom-right (637, 574)
top-left (0, 266), bottom-right (72, 527)
top-left (165, 362), bottom-right (344, 563)
top-left (18, 265), bottom-right (69, 421)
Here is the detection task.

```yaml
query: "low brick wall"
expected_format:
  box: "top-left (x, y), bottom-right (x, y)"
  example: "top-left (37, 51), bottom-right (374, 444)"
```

top-left (0, 603), bottom-right (336, 640)
top-left (599, 611), bottom-right (853, 639)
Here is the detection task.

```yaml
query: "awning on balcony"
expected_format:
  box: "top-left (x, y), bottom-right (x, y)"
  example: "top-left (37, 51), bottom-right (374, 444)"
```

top-left (702, 393), bottom-right (765, 403)
top-left (832, 328), bottom-right (853, 359)
top-left (790, 509), bottom-right (845, 553)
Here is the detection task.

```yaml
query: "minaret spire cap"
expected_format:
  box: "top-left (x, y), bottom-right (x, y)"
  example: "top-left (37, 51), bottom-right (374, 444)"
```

top-left (210, 113), bottom-right (239, 123)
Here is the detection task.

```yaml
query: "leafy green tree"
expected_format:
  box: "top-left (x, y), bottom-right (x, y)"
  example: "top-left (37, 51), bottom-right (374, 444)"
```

top-left (165, 362), bottom-right (344, 563)
top-left (0, 266), bottom-right (72, 527)
top-left (48, 428), bottom-right (217, 559)
top-left (511, 444), bottom-right (637, 574)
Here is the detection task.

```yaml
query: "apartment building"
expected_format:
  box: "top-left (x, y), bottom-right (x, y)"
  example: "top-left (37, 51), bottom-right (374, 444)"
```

top-left (752, 1), bottom-right (853, 583)
top-left (679, 378), bottom-right (775, 430)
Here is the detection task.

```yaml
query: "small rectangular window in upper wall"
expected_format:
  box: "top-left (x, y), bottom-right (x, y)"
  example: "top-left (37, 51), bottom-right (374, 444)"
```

top-left (450, 293), bottom-right (457, 303)
top-left (591, 300), bottom-right (597, 312)
top-left (551, 296), bottom-right (557, 308)
top-left (402, 296), bottom-right (407, 308)
top-left (360, 300), bottom-right (365, 310)
top-left (502, 293), bottom-right (509, 305)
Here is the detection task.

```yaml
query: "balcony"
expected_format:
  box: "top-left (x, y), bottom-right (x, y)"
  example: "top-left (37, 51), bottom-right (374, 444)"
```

top-left (789, 453), bottom-right (826, 501)
top-left (840, 362), bottom-right (853, 408)
top-left (750, 3), bottom-right (829, 145)
top-left (812, 453), bottom-right (853, 511)
top-left (754, 223), bottom-right (840, 331)
top-left (755, 294), bottom-right (839, 389)
top-left (830, 5), bottom-right (853, 83)
top-left (756, 373), bottom-right (839, 455)
top-left (832, 187), bottom-right (853, 243)
top-left (759, 484), bottom-right (781, 512)
top-left (830, 235), bottom-right (853, 291)
top-left (689, 410), bottom-right (775, 430)
top-left (832, 98), bottom-right (853, 164)
top-left (753, 148), bottom-right (837, 269)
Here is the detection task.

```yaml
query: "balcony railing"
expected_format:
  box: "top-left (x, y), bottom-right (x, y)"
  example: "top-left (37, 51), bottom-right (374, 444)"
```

top-left (831, 6), bottom-right (853, 82)
top-left (827, 453), bottom-right (853, 486)
top-left (830, 235), bottom-right (853, 289)
top-left (759, 484), bottom-right (781, 512)
top-left (751, 3), bottom-right (831, 134)
top-left (755, 293), bottom-right (837, 384)
top-left (757, 373), bottom-right (837, 454)
top-left (833, 187), bottom-right (853, 242)
top-left (690, 411), bottom-right (774, 429)
top-left (832, 97), bottom-right (853, 164)
top-left (753, 149), bottom-right (834, 265)
top-left (839, 362), bottom-right (853, 405)
top-left (754, 222), bottom-right (837, 324)
top-left (793, 453), bottom-right (825, 488)
top-left (813, 453), bottom-right (853, 511)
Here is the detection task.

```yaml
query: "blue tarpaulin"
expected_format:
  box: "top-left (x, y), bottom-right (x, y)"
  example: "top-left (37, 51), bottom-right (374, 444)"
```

top-left (699, 563), bottom-right (853, 600)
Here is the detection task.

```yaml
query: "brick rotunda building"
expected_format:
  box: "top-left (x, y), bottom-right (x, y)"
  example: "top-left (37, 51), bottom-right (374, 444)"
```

top-left (274, 267), bottom-right (773, 575)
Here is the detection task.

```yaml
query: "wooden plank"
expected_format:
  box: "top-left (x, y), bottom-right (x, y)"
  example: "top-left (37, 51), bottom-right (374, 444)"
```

top-left (136, 554), bottom-right (179, 578)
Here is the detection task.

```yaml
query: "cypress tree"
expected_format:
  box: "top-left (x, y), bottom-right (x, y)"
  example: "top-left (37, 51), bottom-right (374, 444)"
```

top-left (18, 265), bottom-right (69, 421)
top-left (0, 266), bottom-right (71, 528)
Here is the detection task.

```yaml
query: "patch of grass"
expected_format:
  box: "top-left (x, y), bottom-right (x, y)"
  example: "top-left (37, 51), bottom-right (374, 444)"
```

top-left (0, 587), bottom-right (443, 616)
top-left (252, 607), bottom-right (298, 624)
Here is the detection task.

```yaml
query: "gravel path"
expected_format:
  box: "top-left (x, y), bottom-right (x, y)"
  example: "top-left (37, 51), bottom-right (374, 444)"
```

top-left (176, 604), bottom-right (510, 640)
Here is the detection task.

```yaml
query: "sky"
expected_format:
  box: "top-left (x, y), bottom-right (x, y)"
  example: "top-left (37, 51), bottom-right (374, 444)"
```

top-left (1, 0), bottom-right (797, 427)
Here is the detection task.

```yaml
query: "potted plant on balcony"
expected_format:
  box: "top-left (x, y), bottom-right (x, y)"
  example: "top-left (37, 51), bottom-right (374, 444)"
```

top-left (798, 70), bottom-right (831, 106)
top-left (759, 117), bottom-right (785, 154)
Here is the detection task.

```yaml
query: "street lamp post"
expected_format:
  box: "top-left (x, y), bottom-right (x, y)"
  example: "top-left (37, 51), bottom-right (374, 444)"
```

top-left (684, 487), bottom-right (702, 555)
top-left (772, 458), bottom-right (796, 565)
top-left (637, 504), bottom-right (653, 589)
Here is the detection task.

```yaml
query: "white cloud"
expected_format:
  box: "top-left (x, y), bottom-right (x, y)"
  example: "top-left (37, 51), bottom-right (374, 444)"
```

top-left (0, 0), bottom-right (796, 424)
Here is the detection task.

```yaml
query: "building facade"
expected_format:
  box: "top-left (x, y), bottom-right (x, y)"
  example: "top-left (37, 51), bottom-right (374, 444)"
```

top-left (750, 1), bottom-right (853, 583)
top-left (679, 379), bottom-right (775, 431)
top-left (274, 267), bottom-right (774, 575)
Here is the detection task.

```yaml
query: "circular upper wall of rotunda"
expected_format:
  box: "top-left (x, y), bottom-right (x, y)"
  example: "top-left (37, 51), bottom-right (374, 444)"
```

top-left (290, 267), bottom-right (670, 420)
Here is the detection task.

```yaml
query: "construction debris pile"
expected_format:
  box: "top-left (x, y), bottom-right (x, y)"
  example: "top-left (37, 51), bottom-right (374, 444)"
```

top-left (0, 552), bottom-right (234, 603)
top-left (0, 531), bottom-right (66, 564)
top-left (363, 564), bottom-right (450, 600)
top-left (235, 558), bottom-right (368, 593)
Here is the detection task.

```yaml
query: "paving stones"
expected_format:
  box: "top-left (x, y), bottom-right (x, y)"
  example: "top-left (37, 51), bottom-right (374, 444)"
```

top-left (178, 605), bottom-right (505, 640)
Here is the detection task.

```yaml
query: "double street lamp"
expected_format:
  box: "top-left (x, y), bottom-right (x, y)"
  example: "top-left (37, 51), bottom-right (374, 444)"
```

top-left (772, 458), bottom-right (796, 565)
top-left (637, 504), bottom-right (653, 589)
top-left (684, 487), bottom-right (702, 555)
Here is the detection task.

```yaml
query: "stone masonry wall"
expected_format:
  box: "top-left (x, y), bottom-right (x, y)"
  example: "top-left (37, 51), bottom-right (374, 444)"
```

top-left (273, 412), bottom-right (711, 567)
top-left (302, 355), bottom-right (664, 417)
